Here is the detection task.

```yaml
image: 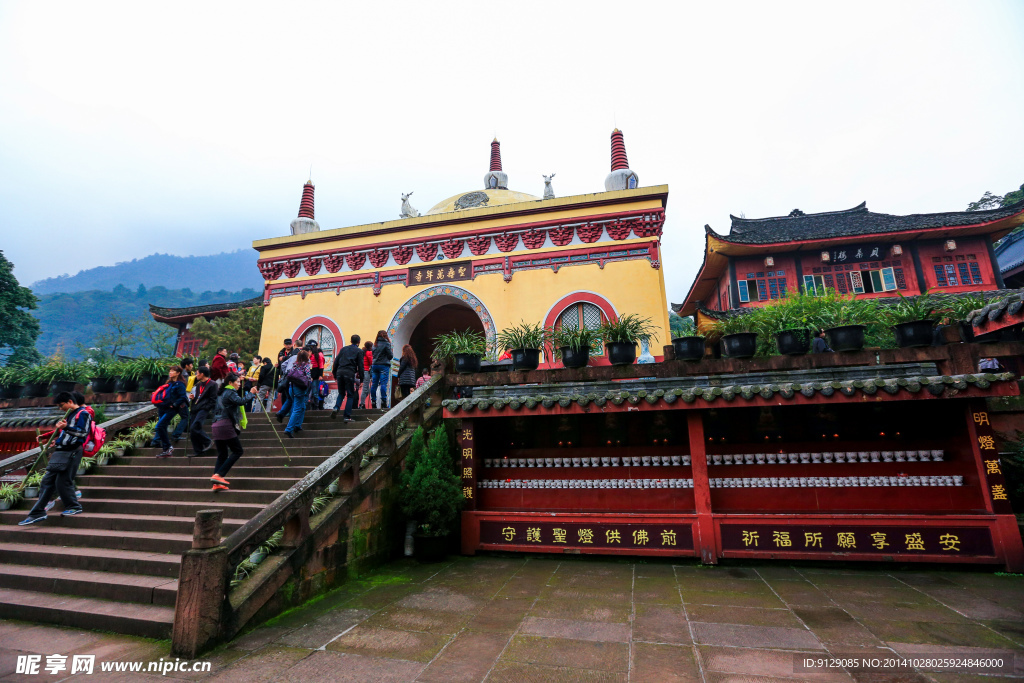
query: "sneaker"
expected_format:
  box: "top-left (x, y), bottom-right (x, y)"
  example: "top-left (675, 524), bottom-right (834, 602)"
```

top-left (330, 410), bottom-right (338, 420)
top-left (76, 490), bottom-right (82, 498)
top-left (344, 417), bottom-right (354, 423)
top-left (276, 413), bottom-right (284, 424)
top-left (285, 431), bottom-right (294, 439)
top-left (210, 474), bottom-right (230, 485)
top-left (156, 449), bottom-right (173, 459)
top-left (44, 500), bottom-right (56, 512)
top-left (294, 427), bottom-right (303, 432)
top-left (212, 483), bottom-right (229, 492)
top-left (61, 508), bottom-right (83, 516)
top-left (17, 515), bottom-right (46, 526)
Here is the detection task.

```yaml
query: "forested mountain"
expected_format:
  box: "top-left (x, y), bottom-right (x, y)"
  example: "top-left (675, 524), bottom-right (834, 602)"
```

top-left (34, 285), bottom-right (260, 359)
top-left (31, 251), bottom-right (263, 295)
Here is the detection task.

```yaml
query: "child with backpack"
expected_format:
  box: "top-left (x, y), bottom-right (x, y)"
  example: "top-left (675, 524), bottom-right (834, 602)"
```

top-left (153, 366), bottom-right (188, 458)
top-left (19, 392), bottom-right (91, 524)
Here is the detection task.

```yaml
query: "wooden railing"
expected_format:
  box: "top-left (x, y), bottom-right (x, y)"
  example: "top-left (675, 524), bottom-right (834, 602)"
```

top-left (171, 374), bottom-right (444, 658)
top-left (0, 404), bottom-right (156, 478)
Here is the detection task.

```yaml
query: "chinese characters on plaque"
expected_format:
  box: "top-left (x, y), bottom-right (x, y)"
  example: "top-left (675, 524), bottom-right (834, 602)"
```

top-left (828, 244), bottom-right (886, 264)
top-left (721, 525), bottom-right (994, 556)
top-left (458, 420), bottom-right (476, 510)
top-left (480, 522), bottom-right (693, 551)
top-left (408, 260), bottom-right (472, 286)
top-left (972, 405), bottom-right (1014, 514)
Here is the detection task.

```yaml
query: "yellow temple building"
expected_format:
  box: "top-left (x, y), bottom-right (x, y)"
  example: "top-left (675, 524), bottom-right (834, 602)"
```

top-left (252, 132), bottom-right (671, 371)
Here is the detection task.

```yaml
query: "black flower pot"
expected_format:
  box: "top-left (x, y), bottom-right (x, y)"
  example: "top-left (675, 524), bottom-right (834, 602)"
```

top-left (90, 377), bottom-right (118, 394)
top-left (510, 348), bottom-right (541, 371)
top-left (454, 354), bottom-right (481, 374)
top-left (774, 328), bottom-right (810, 356)
top-left (893, 320), bottom-right (935, 348)
top-left (49, 380), bottom-right (78, 395)
top-left (672, 336), bottom-right (706, 361)
top-left (722, 332), bottom-right (758, 359)
top-left (139, 374), bottom-right (162, 391)
top-left (0, 384), bottom-right (24, 400)
top-left (825, 325), bottom-right (866, 352)
top-left (413, 533), bottom-right (450, 563)
top-left (606, 341), bottom-right (637, 366)
top-left (21, 382), bottom-right (49, 398)
top-left (560, 346), bottom-right (590, 369)
top-left (115, 378), bottom-right (139, 393)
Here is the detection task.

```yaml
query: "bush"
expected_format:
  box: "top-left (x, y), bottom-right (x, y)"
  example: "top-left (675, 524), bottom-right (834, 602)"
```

top-left (432, 330), bottom-right (488, 359)
top-left (400, 426), bottom-right (463, 537)
top-left (496, 322), bottom-right (548, 351)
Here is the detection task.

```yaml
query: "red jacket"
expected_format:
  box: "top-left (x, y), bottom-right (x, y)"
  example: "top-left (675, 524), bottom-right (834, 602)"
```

top-left (211, 354), bottom-right (229, 380)
top-left (363, 350), bottom-right (372, 372)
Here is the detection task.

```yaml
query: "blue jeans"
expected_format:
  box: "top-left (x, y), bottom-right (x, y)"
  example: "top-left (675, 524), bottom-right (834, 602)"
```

top-left (276, 391), bottom-right (292, 421)
top-left (155, 409), bottom-right (175, 449)
top-left (285, 385), bottom-right (307, 434)
top-left (369, 365), bottom-right (389, 409)
top-left (169, 405), bottom-right (189, 440)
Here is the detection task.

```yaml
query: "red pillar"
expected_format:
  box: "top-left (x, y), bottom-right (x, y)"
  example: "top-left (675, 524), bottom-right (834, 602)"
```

top-left (687, 411), bottom-right (718, 564)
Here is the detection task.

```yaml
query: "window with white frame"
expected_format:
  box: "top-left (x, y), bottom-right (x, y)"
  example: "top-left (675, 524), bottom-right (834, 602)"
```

top-left (301, 325), bottom-right (336, 369)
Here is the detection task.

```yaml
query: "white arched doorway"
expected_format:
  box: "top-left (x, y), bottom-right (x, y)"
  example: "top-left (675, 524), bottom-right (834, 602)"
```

top-left (387, 285), bottom-right (496, 367)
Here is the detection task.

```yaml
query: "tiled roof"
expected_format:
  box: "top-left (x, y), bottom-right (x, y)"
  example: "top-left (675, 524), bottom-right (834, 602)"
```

top-left (966, 292), bottom-right (1024, 327)
top-left (995, 229), bottom-right (1024, 274)
top-left (443, 372), bottom-right (1013, 412)
top-left (149, 296), bottom-right (262, 320)
top-left (708, 199), bottom-right (1024, 245)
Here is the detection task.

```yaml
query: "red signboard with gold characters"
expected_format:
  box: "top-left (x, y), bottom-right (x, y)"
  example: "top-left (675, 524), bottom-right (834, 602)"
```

top-left (480, 521), bottom-right (694, 552)
top-left (720, 524), bottom-right (995, 556)
top-left (970, 402), bottom-right (1014, 515)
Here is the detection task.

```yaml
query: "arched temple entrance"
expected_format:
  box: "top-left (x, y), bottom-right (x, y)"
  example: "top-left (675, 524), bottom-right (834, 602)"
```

top-left (388, 285), bottom-right (495, 372)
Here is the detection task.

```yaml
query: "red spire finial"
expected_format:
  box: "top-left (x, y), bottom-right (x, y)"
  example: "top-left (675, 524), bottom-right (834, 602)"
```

top-left (610, 129), bottom-right (629, 171)
top-left (297, 180), bottom-right (315, 219)
top-left (489, 138), bottom-right (502, 172)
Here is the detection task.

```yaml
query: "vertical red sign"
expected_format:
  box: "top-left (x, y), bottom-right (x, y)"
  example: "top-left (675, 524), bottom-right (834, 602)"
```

top-left (458, 419), bottom-right (477, 511)
top-left (969, 402), bottom-right (1014, 514)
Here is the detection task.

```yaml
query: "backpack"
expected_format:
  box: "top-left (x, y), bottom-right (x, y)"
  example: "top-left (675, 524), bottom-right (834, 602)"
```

top-left (317, 380), bottom-right (330, 398)
top-left (287, 365), bottom-right (310, 391)
top-left (77, 406), bottom-right (106, 458)
top-left (151, 384), bottom-right (170, 405)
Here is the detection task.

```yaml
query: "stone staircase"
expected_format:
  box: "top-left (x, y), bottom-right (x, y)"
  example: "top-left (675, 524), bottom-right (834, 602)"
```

top-left (0, 408), bottom-right (384, 639)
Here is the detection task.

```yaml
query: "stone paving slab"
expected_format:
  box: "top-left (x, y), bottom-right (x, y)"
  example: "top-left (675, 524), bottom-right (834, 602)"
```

top-left (0, 556), bottom-right (1020, 682)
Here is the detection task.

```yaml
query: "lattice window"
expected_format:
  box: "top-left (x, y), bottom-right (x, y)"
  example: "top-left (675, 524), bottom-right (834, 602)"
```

top-left (558, 302), bottom-right (605, 355)
top-left (768, 278), bottom-right (779, 299)
top-left (894, 268), bottom-right (907, 290)
top-left (823, 274), bottom-right (835, 291)
top-left (756, 280), bottom-right (768, 301)
top-left (957, 263), bottom-right (971, 286)
top-left (945, 264), bottom-right (958, 286)
top-left (778, 278), bottom-right (787, 297)
top-left (934, 265), bottom-right (948, 287)
top-left (969, 262), bottom-right (983, 285)
top-left (834, 272), bottom-right (848, 294)
top-left (301, 325), bottom-right (337, 369)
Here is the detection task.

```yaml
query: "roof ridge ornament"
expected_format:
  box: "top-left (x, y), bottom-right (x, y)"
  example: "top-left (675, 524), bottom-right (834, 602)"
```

top-left (484, 139), bottom-right (508, 190)
top-left (605, 129), bottom-right (639, 191)
top-left (290, 180), bottom-right (320, 235)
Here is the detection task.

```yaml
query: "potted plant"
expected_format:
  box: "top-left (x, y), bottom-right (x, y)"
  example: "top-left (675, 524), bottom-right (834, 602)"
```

top-left (0, 483), bottom-right (22, 511)
top-left (45, 361), bottom-right (88, 395)
top-left (598, 314), bottom-right (658, 366)
top-left (400, 426), bottom-right (462, 562)
top-left (133, 358), bottom-right (171, 391)
top-left (114, 360), bottom-right (143, 392)
top-left (945, 293), bottom-right (987, 343)
top-left (496, 322), bottom-right (548, 371)
top-left (89, 361), bottom-right (120, 394)
top-left (712, 315), bottom-right (758, 359)
top-left (0, 366), bottom-right (25, 400)
top-left (820, 295), bottom-right (871, 352)
top-left (551, 325), bottom-right (601, 369)
top-left (108, 438), bottom-right (133, 457)
top-left (20, 365), bottom-right (51, 398)
top-left (94, 444), bottom-right (114, 467)
top-left (22, 472), bottom-right (43, 498)
top-left (433, 329), bottom-right (488, 374)
top-left (76, 457), bottom-right (93, 477)
top-left (885, 292), bottom-right (939, 348)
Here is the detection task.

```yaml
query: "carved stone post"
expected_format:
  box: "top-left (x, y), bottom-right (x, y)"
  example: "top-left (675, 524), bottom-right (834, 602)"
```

top-left (172, 510), bottom-right (229, 658)
top-left (281, 507), bottom-right (311, 549)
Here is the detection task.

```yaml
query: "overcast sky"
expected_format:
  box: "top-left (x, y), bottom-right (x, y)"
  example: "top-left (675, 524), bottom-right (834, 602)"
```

top-left (1, 1), bottom-right (1022, 302)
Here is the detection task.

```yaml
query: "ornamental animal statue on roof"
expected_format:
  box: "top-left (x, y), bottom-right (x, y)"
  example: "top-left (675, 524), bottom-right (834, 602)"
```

top-left (543, 173), bottom-right (556, 200)
top-left (400, 192), bottom-right (420, 219)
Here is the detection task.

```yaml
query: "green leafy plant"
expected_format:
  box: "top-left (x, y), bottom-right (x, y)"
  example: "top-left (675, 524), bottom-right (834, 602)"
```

top-left (598, 314), bottom-right (658, 345)
top-left (23, 471), bottom-right (43, 488)
top-left (88, 360), bottom-right (121, 379)
top-left (883, 291), bottom-right (939, 325)
top-left (551, 325), bottom-right (602, 354)
top-left (129, 357), bottom-right (174, 379)
top-left (0, 483), bottom-right (23, 504)
top-left (495, 321), bottom-right (548, 351)
top-left (432, 329), bottom-right (487, 359)
top-left (400, 426), bottom-right (463, 537)
top-left (0, 366), bottom-right (17, 386)
top-left (108, 437), bottom-right (134, 455)
top-left (111, 360), bottom-right (144, 381)
top-left (944, 293), bottom-right (988, 323)
top-left (91, 403), bottom-right (107, 424)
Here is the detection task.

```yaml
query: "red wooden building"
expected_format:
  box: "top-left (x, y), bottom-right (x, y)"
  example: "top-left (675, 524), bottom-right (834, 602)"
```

top-left (675, 200), bottom-right (1024, 326)
top-left (149, 296), bottom-right (262, 358)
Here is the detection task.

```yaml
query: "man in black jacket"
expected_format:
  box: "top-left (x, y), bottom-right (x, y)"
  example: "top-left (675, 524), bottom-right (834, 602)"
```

top-left (189, 366), bottom-right (219, 455)
top-left (331, 334), bottom-right (363, 423)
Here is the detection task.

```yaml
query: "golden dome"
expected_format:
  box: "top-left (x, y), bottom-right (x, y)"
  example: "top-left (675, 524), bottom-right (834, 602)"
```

top-left (426, 188), bottom-right (540, 215)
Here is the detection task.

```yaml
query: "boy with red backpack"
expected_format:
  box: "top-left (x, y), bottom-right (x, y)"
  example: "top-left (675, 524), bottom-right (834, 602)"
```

top-left (153, 366), bottom-right (188, 458)
top-left (19, 392), bottom-right (91, 524)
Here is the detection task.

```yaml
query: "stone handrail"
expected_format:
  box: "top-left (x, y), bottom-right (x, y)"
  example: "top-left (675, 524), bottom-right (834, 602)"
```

top-left (0, 404), bottom-right (157, 478)
top-left (171, 374), bottom-right (443, 658)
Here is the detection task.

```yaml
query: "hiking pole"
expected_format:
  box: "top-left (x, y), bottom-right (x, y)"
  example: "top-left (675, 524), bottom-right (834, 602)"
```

top-left (260, 364), bottom-right (292, 465)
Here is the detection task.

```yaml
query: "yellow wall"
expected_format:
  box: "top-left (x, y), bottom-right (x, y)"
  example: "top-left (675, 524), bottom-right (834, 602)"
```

top-left (258, 258), bottom-right (671, 360)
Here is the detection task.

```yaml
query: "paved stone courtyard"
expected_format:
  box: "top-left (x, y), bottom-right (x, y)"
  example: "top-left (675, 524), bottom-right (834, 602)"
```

top-left (0, 555), bottom-right (1021, 682)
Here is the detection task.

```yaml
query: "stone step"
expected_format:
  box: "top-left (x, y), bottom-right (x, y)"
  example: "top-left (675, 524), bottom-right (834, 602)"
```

top-left (0, 525), bottom-right (194, 554)
top-left (118, 455), bottom-right (327, 468)
top-left (0, 542), bottom-right (181, 577)
top-left (0, 564), bottom-right (178, 606)
top-left (54, 497), bottom-right (268, 519)
top-left (0, 586), bottom-right (174, 639)
top-left (77, 486), bottom-right (282, 504)
top-left (125, 446), bottom-right (342, 458)
top-left (0, 509), bottom-right (248, 535)
top-left (93, 465), bottom-right (316, 479)
top-left (78, 475), bottom-right (297, 491)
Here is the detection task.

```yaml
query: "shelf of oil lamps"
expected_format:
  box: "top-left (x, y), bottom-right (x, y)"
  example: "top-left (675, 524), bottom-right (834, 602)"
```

top-left (479, 478), bottom-right (693, 490)
top-left (708, 450), bottom-right (944, 465)
top-left (709, 475), bottom-right (963, 489)
top-left (485, 456), bottom-right (691, 468)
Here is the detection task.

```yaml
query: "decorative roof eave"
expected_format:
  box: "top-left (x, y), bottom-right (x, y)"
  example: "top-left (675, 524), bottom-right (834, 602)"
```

top-left (966, 293), bottom-right (1024, 337)
top-left (252, 186), bottom-right (669, 253)
top-left (148, 296), bottom-right (263, 324)
top-left (673, 230), bottom-right (729, 317)
top-left (442, 373), bottom-right (1018, 417)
